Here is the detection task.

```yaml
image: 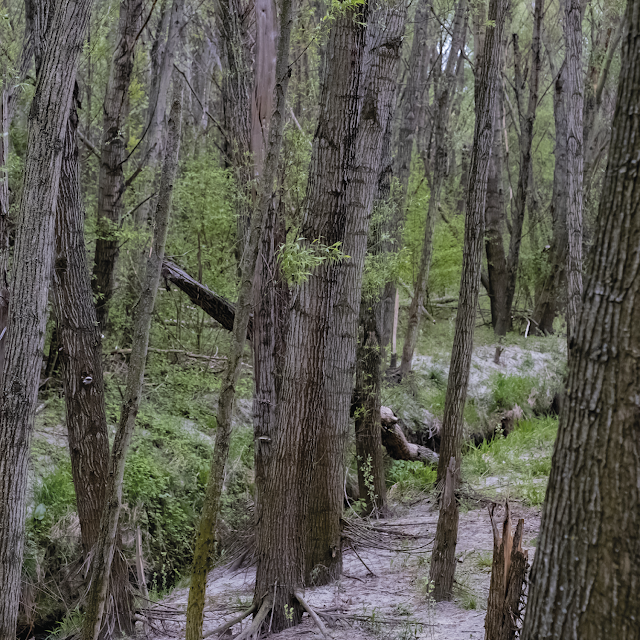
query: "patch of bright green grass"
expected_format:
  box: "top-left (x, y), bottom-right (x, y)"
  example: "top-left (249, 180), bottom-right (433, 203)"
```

top-left (463, 416), bottom-right (558, 506)
top-left (387, 460), bottom-right (437, 494)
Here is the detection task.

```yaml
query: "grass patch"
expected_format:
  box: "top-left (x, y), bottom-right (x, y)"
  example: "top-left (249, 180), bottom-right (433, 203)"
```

top-left (463, 416), bottom-right (558, 505)
top-left (387, 460), bottom-right (437, 495)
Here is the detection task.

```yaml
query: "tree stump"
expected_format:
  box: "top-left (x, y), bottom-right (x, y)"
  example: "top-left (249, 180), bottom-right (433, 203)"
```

top-left (484, 503), bottom-right (528, 640)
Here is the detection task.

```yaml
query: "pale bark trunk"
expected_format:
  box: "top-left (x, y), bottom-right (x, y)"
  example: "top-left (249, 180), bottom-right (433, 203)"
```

top-left (503, 1), bottom-right (544, 331)
top-left (399, 0), bottom-right (468, 378)
top-left (0, 0), bottom-right (92, 634)
top-left (429, 0), bottom-right (508, 601)
top-left (83, 84), bottom-right (183, 640)
top-left (185, 1), bottom-right (293, 637)
top-left (305, 1), bottom-right (407, 584)
top-left (91, 0), bottom-right (144, 328)
top-left (53, 88), bottom-right (134, 637)
top-left (565, 0), bottom-right (585, 345)
top-left (521, 5), bottom-right (640, 635)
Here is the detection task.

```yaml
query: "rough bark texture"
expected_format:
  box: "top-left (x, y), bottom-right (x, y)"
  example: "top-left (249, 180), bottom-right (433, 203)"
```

top-left (380, 407), bottom-right (439, 464)
top-left (186, 2), bottom-right (293, 637)
top-left (91, 0), bottom-right (144, 328)
top-left (484, 506), bottom-right (528, 640)
top-left (83, 86), bottom-right (182, 640)
top-left (520, 5), bottom-right (640, 637)
top-left (305, 1), bottom-right (407, 584)
top-left (399, 0), bottom-right (467, 378)
top-left (504, 2), bottom-right (544, 331)
top-left (0, 0), bottom-right (92, 635)
top-left (52, 88), bottom-right (134, 637)
top-left (429, 0), bottom-right (508, 601)
top-left (532, 56), bottom-right (568, 335)
top-left (161, 259), bottom-right (253, 338)
top-left (564, 0), bottom-right (584, 345)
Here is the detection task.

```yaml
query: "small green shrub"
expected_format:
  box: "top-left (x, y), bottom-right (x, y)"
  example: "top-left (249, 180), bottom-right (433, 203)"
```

top-left (489, 373), bottom-right (536, 413)
top-left (387, 460), bottom-right (437, 493)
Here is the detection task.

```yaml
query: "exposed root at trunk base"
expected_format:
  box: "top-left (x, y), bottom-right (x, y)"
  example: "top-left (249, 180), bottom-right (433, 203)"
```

top-left (232, 597), bottom-right (272, 640)
top-left (294, 591), bottom-right (332, 638)
top-left (203, 602), bottom-right (257, 638)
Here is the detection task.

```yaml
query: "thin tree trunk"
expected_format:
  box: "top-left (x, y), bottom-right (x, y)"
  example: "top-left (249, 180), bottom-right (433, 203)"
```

top-left (565, 0), bottom-right (585, 345)
top-left (429, 0), bottom-right (508, 601)
top-left (532, 55), bottom-right (568, 335)
top-left (91, 0), bottom-right (145, 328)
top-left (305, 1), bottom-right (407, 584)
top-left (503, 1), bottom-right (544, 331)
top-left (0, 0), bottom-right (92, 634)
top-left (52, 87), bottom-right (134, 637)
top-left (399, 0), bottom-right (468, 378)
top-left (185, 2), bottom-right (293, 637)
top-left (521, 5), bottom-right (640, 635)
top-left (82, 84), bottom-right (183, 640)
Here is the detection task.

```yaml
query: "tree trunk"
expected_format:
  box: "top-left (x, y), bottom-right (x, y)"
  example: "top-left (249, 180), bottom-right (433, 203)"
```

top-left (521, 5), bottom-right (640, 635)
top-left (503, 2), bottom-right (544, 332)
top-left (185, 2), bottom-right (293, 637)
top-left (91, 0), bottom-right (145, 328)
top-left (82, 84), bottom-right (183, 640)
top-left (532, 55), bottom-right (568, 335)
top-left (399, 0), bottom-right (468, 378)
top-left (305, 1), bottom-right (407, 585)
top-left (0, 0), bottom-right (92, 634)
top-left (564, 0), bottom-right (585, 345)
top-left (429, 0), bottom-right (508, 601)
top-left (52, 86), bottom-right (134, 637)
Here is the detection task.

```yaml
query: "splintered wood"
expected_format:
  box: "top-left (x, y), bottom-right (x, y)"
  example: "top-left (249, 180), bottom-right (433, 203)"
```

top-left (484, 503), bottom-right (529, 640)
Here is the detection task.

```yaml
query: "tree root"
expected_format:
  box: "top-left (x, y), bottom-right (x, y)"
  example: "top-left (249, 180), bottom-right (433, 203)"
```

top-left (203, 603), bottom-right (257, 638)
top-left (232, 597), bottom-right (271, 640)
top-left (294, 591), bottom-right (331, 638)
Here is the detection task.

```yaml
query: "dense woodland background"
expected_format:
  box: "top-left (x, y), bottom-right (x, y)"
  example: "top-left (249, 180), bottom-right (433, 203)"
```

top-left (0, 0), bottom-right (638, 638)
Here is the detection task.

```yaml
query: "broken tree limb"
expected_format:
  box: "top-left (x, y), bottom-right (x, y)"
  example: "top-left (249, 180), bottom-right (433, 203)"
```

top-left (161, 259), bottom-right (253, 339)
top-left (294, 592), bottom-right (331, 639)
top-left (380, 406), bottom-right (439, 464)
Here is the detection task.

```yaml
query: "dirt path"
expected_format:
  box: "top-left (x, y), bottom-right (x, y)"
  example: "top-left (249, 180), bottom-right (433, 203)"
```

top-left (146, 500), bottom-right (540, 640)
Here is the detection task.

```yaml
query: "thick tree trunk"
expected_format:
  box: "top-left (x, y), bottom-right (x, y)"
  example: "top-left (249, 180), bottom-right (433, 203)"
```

top-left (185, 3), bottom-right (293, 637)
top-left (399, 0), bottom-right (468, 378)
top-left (0, 0), bottom-right (92, 635)
top-left (521, 5), bottom-right (640, 635)
top-left (564, 0), bottom-right (585, 345)
top-left (503, 2), bottom-right (544, 331)
top-left (91, 0), bottom-right (145, 328)
top-left (532, 58), bottom-right (568, 335)
top-left (485, 78), bottom-right (510, 337)
top-left (305, 1), bottom-right (407, 584)
top-left (52, 88), bottom-right (134, 637)
top-left (82, 85), bottom-right (183, 640)
top-left (429, 0), bottom-right (508, 601)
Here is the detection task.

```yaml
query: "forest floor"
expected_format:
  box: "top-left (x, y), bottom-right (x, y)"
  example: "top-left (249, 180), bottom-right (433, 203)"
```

top-left (144, 499), bottom-right (540, 640)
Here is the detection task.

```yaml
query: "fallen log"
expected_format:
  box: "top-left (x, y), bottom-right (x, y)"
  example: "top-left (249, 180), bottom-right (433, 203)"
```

top-left (161, 260), bottom-right (253, 339)
top-left (380, 406), bottom-right (439, 464)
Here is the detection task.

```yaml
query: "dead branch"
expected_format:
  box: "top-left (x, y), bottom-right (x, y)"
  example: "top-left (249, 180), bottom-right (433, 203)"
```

top-left (294, 591), bottom-right (331, 638)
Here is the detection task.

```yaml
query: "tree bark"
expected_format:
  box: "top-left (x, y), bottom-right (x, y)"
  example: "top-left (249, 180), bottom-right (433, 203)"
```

top-left (564, 0), bottom-right (585, 345)
top-left (399, 0), bottom-right (468, 378)
top-left (503, 1), bottom-right (544, 332)
top-left (82, 84), bottom-right (183, 640)
top-left (305, 1), bottom-right (407, 584)
top-left (0, 0), bottom-right (92, 635)
top-left (52, 86), bottom-right (134, 637)
top-left (185, 1), bottom-right (293, 637)
top-left (91, 0), bottom-right (145, 328)
top-left (532, 54), bottom-right (568, 335)
top-left (521, 4), bottom-right (640, 635)
top-left (429, 0), bottom-right (508, 601)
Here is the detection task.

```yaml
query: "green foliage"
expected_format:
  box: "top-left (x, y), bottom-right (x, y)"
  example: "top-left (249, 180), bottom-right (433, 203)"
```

top-left (277, 236), bottom-right (349, 285)
top-left (489, 372), bottom-right (536, 413)
top-left (387, 460), bottom-right (437, 493)
top-left (30, 461), bottom-right (77, 533)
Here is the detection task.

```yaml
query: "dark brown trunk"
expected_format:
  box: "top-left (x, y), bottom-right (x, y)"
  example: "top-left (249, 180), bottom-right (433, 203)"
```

top-left (0, 0), bottom-right (92, 634)
top-left (305, 1), bottom-right (407, 584)
top-left (91, 0), bottom-right (145, 328)
top-left (429, 0), bottom-right (508, 601)
top-left (399, 0), bottom-right (468, 378)
top-left (53, 87), bottom-right (134, 637)
top-left (504, 2), bottom-right (544, 331)
top-left (521, 5), bottom-right (640, 635)
top-left (532, 58), bottom-right (568, 335)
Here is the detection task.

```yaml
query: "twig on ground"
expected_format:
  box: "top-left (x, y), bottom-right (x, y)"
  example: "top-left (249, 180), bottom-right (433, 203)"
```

top-left (349, 542), bottom-right (377, 576)
top-left (295, 591), bottom-right (332, 638)
top-left (203, 602), bottom-right (257, 638)
top-left (233, 598), bottom-right (271, 640)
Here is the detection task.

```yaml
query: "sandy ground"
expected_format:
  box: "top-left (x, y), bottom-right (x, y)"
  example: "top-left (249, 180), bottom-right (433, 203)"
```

top-left (145, 500), bottom-right (540, 640)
